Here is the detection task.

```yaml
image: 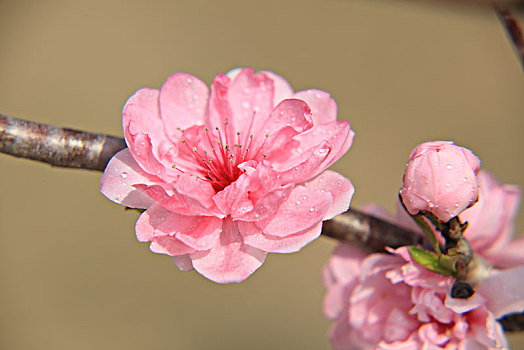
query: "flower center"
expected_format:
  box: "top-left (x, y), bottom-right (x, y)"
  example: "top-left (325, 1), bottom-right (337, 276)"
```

top-left (173, 119), bottom-right (269, 192)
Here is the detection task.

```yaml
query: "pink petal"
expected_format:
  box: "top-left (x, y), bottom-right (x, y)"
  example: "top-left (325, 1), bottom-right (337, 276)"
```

top-left (263, 98), bottom-right (313, 135)
top-left (293, 120), bottom-right (353, 177)
top-left (190, 218), bottom-right (266, 283)
top-left (275, 141), bottom-right (332, 184)
top-left (328, 244), bottom-right (368, 284)
top-left (173, 173), bottom-right (219, 213)
top-left (236, 185), bottom-right (294, 222)
top-left (259, 70), bottom-right (294, 105)
top-left (477, 265), bottom-right (524, 318)
top-left (151, 236), bottom-right (195, 256)
top-left (304, 171), bottom-right (354, 220)
top-left (207, 73), bottom-right (233, 133)
top-left (239, 221), bottom-right (322, 253)
top-left (100, 148), bottom-right (155, 208)
top-left (172, 254), bottom-right (194, 272)
top-left (159, 73), bottom-right (208, 138)
top-left (461, 171), bottom-right (521, 256)
top-left (213, 173), bottom-right (253, 216)
top-left (226, 68), bottom-right (275, 138)
top-left (136, 203), bottom-right (219, 252)
top-left (134, 183), bottom-right (219, 217)
top-left (487, 237), bottom-right (524, 268)
top-left (293, 89), bottom-right (337, 124)
top-left (123, 88), bottom-right (172, 176)
top-left (250, 99), bottom-right (313, 160)
top-left (254, 185), bottom-right (332, 237)
top-left (323, 282), bottom-right (351, 320)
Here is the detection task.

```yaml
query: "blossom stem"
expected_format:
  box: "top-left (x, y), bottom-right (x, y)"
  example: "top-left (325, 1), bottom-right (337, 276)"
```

top-left (0, 114), bottom-right (522, 331)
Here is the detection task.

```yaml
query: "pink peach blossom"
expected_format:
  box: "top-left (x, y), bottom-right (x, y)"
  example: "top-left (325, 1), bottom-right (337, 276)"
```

top-left (324, 170), bottom-right (524, 349)
top-left (400, 141), bottom-right (481, 222)
top-left (101, 67), bottom-right (355, 283)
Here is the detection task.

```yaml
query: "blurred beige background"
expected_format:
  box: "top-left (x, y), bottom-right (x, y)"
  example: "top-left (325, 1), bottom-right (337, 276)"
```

top-left (0, 0), bottom-right (523, 349)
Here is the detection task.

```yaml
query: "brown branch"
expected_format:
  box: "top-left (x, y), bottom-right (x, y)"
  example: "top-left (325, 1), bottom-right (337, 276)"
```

top-left (0, 114), bottom-right (126, 171)
top-left (0, 113), bottom-right (522, 331)
top-left (493, 3), bottom-right (524, 71)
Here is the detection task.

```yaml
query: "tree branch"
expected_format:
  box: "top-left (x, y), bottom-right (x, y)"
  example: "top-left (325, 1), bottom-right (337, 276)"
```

top-left (0, 114), bottom-right (522, 331)
top-left (493, 3), bottom-right (524, 71)
top-left (0, 114), bottom-right (126, 171)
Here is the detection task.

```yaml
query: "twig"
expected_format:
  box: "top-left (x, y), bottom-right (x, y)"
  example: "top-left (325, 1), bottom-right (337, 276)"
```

top-left (493, 3), bottom-right (524, 71)
top-left (0, 114), bottom-right (522, 331)
top-left (0, 114), bottom-right (126, 171)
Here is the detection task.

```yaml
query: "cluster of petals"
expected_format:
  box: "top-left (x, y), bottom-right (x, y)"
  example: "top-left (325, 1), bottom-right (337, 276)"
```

top-left (400, 141), bottom-right (481, 223)
top-left (101, 67), bottom-right (354, 283)
top-left (323, 170), bottom-right (524, 349)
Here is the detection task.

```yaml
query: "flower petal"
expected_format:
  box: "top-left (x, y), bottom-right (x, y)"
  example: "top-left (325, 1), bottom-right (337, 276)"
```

top-left (190, 218), bottom-right (266, 283)
top-left (135, 204), bottom-right (196, 255)
top-left (293, 89), bottom-right (337, 124)
top-left (239, 221), bottom-right (322, 253)
top-left (259, 70), bottom-right (294, 105)
top-left (255, 185), bottom-right (332, 237)
top-left (304, 171), bottom-right (354, 220)
top-left (134, 183), bottom-right (220, 217)
top-left (172, 254), bottom-right (194, 271)
top-left (477, 265), bottom-right (524, 318)
top-left (159, 73), bottom-right (209, 137)
top-left (100, 148), bottom-right (155, 208)
top-left (123, 88), bottom-right (173, 176)
top-left (293, 120), bottom-right (353, 177)
top-left (227, 68), bottom-right (275, 137)
top-left (275, 140), bottom-right (332, 184)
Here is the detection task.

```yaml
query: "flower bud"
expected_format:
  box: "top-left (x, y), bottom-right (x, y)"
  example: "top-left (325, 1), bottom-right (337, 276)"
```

top-left (400, 141), bottom-right (480, 222)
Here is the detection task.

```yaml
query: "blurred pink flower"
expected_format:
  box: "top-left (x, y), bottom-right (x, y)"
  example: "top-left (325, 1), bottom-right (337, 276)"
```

top-left (400, 141), bottom-right (481, 222)
top-left (101, 67), bottom-right (354, 283)
top-left (324, 170), bottom-right (524, 349)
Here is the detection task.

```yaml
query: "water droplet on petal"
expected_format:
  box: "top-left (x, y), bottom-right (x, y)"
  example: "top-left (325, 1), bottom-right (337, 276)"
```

top-left (121, 172), bottom-right (128, 179)
top-left (296, 200), bottom-right (301, 205)
top-left (463, 177), bottom-right (469, 182)
top-left (445, 183), bottom-right (451, 187)
top-left (186, 78), bottom-right (193, 84)
top-left (242, 101), bottom-right (250, 109)
top-left (446, 164), bottom-right (452, 170)
top-left (309, 206), bottom-right (315, 212)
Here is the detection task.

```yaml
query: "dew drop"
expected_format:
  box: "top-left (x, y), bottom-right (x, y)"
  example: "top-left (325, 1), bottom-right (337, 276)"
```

top-left (445, 183), bottom-right (451, 187)
top-left (186, 78), bottom-right (193, 84)
top-left (296, 200), bottom-right (301, 205)
top-left (121, 172), bottom-right (128, 179)
top-left (463, 177), bottom-right (469, 182)
top-left (302, 195), bottom-right (307, 200)
top-left (242, 101), bottom-right (250, 109)
top-left (309, 206), bottom-right (315, 212)
top-left (446, 164), bottom-right (452, 170)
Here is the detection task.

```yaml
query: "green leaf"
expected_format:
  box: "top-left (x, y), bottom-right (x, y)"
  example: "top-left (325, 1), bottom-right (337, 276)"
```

top-left (408, 246), bottom-right (455, 276)
top-left (412, 216), bottom-right (442, 255)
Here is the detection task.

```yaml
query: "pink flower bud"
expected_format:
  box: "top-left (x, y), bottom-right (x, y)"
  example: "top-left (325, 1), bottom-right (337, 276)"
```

top-left (400, 141), bottom-right (480, 222)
